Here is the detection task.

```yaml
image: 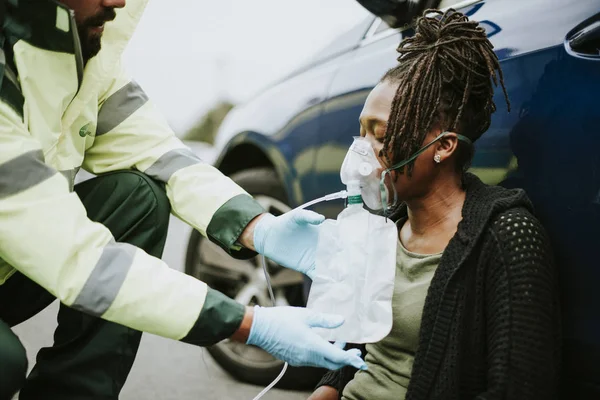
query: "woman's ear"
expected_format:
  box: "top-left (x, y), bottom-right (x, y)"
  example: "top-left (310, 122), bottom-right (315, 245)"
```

top-left (434, 132), bottom-right (460, 163)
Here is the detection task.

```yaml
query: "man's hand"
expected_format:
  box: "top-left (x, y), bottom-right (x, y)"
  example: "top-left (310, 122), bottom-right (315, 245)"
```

top-left (246, 210), bottom-right (325, 278)
top-left (231, 306), bottom-right (254, 343)
top-left (237, 214), bottom-right (265, 251)
top-left (242, 305), bottom-right (367, 371)
top-left (308, 386), bottom-right (340, 400)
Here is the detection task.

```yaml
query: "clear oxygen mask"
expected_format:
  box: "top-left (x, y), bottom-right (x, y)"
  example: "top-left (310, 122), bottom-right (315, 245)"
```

top-left (306, 138), bottom-right (397, 344)
top-left (251, 138), bottom-right (397, 399)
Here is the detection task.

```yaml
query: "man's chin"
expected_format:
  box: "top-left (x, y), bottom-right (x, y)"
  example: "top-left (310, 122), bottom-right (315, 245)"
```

top-left (82, 35), bottom-right (102, 62)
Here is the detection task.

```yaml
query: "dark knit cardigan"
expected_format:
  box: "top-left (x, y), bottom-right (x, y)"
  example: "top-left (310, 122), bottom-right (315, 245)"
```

top-left (317, 173), bottom-right (561, 400)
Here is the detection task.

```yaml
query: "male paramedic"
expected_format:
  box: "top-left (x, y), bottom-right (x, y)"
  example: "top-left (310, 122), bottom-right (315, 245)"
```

top-left (0, 1), bottom-right (366, 399)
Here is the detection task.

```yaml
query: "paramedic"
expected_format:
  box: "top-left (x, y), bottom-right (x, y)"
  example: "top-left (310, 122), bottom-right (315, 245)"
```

top-left (0, 1), bottom-right (365, 399)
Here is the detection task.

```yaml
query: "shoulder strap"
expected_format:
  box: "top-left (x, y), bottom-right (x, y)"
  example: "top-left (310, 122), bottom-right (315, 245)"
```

top-left (0, 0), bottom-right (6, 40)
top-left (0, 1), bottom-right (24, 119)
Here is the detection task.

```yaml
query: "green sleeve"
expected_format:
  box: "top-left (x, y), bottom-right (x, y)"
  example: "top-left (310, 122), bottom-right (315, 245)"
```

top-left (181, 288), bottom-right (246, 346)
top-left (206, 194), bottom-right (265, 259)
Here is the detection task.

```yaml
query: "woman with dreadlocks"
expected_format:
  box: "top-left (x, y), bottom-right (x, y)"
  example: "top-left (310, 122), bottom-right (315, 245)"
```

top-left (308, 8), bottom-right (560, 400)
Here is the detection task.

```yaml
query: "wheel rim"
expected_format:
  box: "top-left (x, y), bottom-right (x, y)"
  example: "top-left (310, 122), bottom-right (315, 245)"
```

top-left (189, 194), bottom-right (305, 369)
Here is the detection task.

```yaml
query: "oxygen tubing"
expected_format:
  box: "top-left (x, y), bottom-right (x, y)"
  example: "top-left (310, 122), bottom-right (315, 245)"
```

top-left (250, 190), bottom-right (348, 400)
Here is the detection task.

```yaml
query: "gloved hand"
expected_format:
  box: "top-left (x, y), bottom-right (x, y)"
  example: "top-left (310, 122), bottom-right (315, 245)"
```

top-left (247, 305), bottom-right (367, 371)
top-left (253, 210), bottom-right (324, 278)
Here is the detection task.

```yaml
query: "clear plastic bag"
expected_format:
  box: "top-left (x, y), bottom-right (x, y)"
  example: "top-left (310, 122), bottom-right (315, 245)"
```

top-left (307, 203), bottom-right (397, 343)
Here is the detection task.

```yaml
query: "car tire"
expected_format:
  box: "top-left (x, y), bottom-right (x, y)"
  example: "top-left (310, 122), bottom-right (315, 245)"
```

top-left (185, 167), bottom-right (324, 390)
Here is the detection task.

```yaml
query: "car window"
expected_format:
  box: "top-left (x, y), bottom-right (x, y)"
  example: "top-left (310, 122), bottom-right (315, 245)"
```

top-left (439, 0), bottom-right (470, 8)
top-left (362, 0), bottom-right (483, 41)
top-left (313, 16), bottom-right (375, 60)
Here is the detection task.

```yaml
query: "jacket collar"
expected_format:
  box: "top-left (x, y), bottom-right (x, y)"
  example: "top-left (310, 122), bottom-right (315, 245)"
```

top-left (3, 0), bottom-right (148, 126)
top-left (5, 0), bottom-right (148, 77)
top-left (5, 1), bottom-right (77, 52)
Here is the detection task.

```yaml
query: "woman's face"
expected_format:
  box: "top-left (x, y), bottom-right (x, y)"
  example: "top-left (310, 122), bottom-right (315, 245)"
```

top-left (359, 80), bottom-right (449, 203)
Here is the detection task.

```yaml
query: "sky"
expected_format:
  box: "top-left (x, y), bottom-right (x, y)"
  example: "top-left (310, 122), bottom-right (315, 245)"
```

top-left (122, 0), bottom-right (370, 134)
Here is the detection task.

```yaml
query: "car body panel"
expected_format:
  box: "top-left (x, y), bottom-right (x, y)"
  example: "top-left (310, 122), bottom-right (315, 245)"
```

top-left (215, 51), bottom-right (365, 206)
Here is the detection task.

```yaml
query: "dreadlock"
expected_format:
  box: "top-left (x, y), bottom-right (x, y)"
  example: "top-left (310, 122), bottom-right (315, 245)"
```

top-left (381, 8), bottom-right (510, 174)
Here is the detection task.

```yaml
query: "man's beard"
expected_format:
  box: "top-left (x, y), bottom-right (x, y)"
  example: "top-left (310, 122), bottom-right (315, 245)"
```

top-left (77, 8), bottom-right (117, 62)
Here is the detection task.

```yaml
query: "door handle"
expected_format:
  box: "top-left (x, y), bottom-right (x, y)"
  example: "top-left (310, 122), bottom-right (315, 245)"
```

top-left (565, 13), bottom-right (600, 60)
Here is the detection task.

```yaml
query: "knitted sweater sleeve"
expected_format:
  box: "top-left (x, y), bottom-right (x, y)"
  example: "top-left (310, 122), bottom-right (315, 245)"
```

top-left (478, 208), bottom-right (561, 400)
top-left (314, 343), bottom-right (367, 398)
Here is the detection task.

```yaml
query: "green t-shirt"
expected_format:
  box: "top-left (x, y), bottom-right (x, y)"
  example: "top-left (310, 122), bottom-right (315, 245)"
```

top-left (342, 239), bottom-right (441, 400)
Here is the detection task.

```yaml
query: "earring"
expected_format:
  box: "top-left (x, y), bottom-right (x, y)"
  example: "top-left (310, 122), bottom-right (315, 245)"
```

top-left (434, 154), bottom-right (442, 164)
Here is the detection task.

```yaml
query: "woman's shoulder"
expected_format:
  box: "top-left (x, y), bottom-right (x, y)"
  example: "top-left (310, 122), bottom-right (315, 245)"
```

top-left (485, 205), bottom-right (553, 266)
top-left (489, 205), bottom-right (544, 237)
top-left (480, 205), bottom-right (558, 313)
top-left (461, 176), bottom-right (538, 239)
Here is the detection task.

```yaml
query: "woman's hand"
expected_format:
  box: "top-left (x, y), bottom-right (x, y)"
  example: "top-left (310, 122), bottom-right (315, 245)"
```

top-left (308, 386), bottom-right (339, 400)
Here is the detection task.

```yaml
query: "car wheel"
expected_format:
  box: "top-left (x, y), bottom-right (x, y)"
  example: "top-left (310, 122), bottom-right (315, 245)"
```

top-left (185, 167), bottom-right (324, 390)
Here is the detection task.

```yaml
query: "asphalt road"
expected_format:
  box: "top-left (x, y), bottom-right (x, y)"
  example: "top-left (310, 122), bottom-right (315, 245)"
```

top-left (11, 143), bottom-right (310, 400)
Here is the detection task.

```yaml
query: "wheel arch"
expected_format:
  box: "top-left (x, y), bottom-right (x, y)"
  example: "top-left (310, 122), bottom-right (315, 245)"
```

top-left (215, 133), bottom-right (300, 206)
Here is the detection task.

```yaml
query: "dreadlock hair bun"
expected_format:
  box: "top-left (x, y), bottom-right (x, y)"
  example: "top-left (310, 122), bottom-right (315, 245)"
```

top-left (380, 8), bottom-right (510, 174)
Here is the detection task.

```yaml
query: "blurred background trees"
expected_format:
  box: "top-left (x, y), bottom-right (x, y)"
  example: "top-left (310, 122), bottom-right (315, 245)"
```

top-left (182, 101), bottom-right (235, 144)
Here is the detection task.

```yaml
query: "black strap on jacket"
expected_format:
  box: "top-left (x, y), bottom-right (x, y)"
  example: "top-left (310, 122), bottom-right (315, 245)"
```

top-left (0, 0), bottom-right (6, 46)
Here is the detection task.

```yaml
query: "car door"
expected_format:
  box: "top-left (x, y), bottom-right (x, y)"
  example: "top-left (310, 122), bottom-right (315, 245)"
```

top-left (490, 1), bottom-right (600, 396)
top-left (465, 0), bottom-right (600, 396)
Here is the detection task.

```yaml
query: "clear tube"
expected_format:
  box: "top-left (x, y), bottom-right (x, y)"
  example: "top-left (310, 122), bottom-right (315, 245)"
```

top-left (251, 254), bottom-right (287, 400)
top-left (251, 359), bottom-right (288, 400)
top-left (292, 190), bottom-right (348, 212)
top-left (251, 190), bottom-right (348, 400)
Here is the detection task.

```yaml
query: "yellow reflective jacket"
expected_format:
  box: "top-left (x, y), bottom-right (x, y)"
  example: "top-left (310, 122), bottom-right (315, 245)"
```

top-left (0, 0), bottom-right (263, 342)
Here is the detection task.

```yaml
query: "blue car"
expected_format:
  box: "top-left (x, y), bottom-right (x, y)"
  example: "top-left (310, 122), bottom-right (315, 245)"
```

top-left (185, 0), bottom-right (600, 394)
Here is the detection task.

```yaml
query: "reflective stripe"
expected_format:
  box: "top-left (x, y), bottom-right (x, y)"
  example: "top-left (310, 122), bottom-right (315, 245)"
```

top-left (144, 148), bottom-right (202, 183)
top-left (96, 81), bottom-right (149, 136)
top-left (72, 241), bottom-right (136, 316)
top-left (59, 167), bottom-right (80, 192)
top-left (0, 150), bottom-right (56, 199)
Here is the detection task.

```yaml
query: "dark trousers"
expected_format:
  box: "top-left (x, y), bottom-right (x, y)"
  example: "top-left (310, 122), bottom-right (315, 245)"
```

top-left (0, 171), bottom-right (171, 400)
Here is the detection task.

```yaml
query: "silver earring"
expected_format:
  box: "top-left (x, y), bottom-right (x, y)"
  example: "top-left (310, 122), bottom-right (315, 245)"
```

top-left (434, 154), bottom-right (442, 164)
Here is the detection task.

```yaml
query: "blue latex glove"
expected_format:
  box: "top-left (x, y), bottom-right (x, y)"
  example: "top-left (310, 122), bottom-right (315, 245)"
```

top-left (253, 210), bottom-right (324, 278)
top-left (247, 305), bottom-right (367, 371)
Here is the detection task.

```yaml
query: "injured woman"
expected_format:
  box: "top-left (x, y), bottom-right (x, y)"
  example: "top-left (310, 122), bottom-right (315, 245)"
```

top-left (308, 8), bottom-right (560, 400)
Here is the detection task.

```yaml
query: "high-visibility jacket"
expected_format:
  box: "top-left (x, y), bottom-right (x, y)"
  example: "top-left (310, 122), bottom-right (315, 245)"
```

top-left (0, 0), bottom-right (264, 342)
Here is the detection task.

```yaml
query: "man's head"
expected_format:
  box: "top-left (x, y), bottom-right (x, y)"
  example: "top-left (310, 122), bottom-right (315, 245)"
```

top-left (58, 0), bottom-right (126, 62)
